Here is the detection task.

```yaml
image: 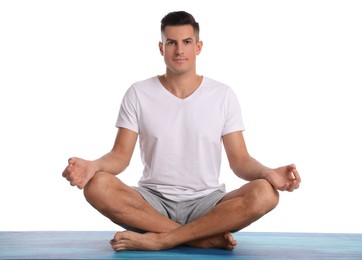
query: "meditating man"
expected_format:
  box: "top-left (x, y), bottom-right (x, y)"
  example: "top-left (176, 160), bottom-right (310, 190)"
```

top-left (62, 11), bottom-right (301, 251)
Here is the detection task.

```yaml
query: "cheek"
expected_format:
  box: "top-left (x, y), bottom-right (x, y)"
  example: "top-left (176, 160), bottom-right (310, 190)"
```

top-left (187, 45), bottom-right (198, 55)
top-left (165, 48), bottom-right (177, 58)
top-left (187, 49), bottom-right (198, 59)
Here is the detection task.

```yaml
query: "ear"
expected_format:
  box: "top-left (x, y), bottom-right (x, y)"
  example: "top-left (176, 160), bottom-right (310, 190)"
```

top-left (196, 40), bottom-right (203, 55)
top-left (159, 41), bottom-right (164, 56)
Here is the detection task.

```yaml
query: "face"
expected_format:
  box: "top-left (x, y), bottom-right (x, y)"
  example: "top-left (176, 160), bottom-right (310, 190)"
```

top-left (159, 25), bottom-right (203, 75)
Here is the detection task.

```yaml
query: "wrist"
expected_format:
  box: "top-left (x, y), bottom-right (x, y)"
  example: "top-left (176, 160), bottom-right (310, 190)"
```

top-left (90, 160), bottom-right (102, 175)
top-left (261, 168), bottom-right (272, 181)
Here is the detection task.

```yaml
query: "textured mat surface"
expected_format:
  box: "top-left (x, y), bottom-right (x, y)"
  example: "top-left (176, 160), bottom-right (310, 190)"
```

top-left (1, 231), bottom-right (362, 259)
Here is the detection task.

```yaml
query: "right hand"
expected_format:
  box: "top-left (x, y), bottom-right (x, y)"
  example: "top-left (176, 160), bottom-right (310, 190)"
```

top-left (62, 157), bottom-right (99, 189)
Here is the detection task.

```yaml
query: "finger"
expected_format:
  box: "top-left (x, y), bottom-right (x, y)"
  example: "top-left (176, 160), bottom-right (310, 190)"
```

top-left (291, 168), bottom-right (301, 185)
top-left (291, 180), bottom-right (298, 190)
top-left (66, 175), bottom-right (73, 182)
top-left (288, 171), bottom-right (296, 180)
top-left (288, 164), bottom-right (301, 181)
top-left (76, 183), bottom-right (85, 190)
top-left (68, 157), bottom-right (76, 165)
top-left (63, 170), bottom-right (72, 181)
top-left (284, 182), bottom-right (293, 192)
top-left (286, 186), bottom-right (295, 192)
top-left (278, 183), bottom-right (288, 191)
top-left (288, 180), bottom-right (300, 191)
top-left (294, 179), bottom-right (300, 189)
top-left (62, 165), bottom-right (72, 178)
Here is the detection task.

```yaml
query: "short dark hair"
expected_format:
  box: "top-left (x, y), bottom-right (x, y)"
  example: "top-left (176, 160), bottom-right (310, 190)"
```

top-left (161, 11), bottom-right (200, 41)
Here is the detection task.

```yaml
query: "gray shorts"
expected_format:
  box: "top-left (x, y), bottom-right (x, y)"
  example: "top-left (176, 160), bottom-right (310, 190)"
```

top-left (122, 187), bottom-right (225, 232)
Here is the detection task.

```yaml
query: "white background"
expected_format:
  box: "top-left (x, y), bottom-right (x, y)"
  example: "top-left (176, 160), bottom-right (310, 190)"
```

top-left (1, 0), bottom-right (361, 233)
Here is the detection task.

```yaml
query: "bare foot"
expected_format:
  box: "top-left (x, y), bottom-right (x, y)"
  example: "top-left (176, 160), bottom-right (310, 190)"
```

top-left (187, 232), bottom-right (237, 250)
top-left (110, 231), bottom-right (167, 251)
top-left (110, 231), bottom-right (237, 251)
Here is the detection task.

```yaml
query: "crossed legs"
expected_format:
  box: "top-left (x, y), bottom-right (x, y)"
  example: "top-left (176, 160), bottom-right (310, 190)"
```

top-left (84, 172), bottom-right (279, 251)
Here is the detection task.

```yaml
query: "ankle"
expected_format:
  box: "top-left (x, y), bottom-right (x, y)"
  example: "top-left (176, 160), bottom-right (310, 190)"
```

top-left (156, 233), bottom-right (176, 250)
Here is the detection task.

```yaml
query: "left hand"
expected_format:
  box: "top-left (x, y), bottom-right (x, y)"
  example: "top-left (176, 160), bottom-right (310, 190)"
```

top-left (264, 164), bottom-right (301, 192)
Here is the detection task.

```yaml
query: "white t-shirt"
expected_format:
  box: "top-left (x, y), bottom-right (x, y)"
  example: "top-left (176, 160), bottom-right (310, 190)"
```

top-left (116, 76), bottom-right (244, 201)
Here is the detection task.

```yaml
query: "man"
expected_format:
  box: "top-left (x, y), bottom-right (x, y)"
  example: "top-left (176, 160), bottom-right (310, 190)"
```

top-left (62, 11), bottom-right (301, 251)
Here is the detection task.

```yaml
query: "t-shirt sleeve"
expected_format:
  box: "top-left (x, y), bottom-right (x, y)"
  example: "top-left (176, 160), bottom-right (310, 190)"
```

top-left (115, 86), bottom-right (139, 133)
top-left (222, 88), bottom-right (245, 136)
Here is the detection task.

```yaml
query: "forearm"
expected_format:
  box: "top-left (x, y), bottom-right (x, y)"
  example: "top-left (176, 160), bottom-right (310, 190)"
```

top-left (230, 155), bottom-right (271, 181)
top-left (93, 151), bottom-right (130, 176)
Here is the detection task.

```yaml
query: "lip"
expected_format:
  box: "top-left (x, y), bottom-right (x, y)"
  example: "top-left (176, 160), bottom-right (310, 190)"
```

top-left (174, 57), bottom-right (187, 62)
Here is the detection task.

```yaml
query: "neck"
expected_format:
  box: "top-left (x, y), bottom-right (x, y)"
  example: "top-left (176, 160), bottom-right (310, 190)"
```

top-left (159, 73), bottom-right (202, 99)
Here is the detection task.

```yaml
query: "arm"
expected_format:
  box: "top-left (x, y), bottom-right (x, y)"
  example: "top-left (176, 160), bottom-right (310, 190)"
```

top-left (93, 127), bottom-right (138, 174)
top-left (62, 127), bottom-right (138, 189)
top-left (223, 131), bottom-right (301, 192)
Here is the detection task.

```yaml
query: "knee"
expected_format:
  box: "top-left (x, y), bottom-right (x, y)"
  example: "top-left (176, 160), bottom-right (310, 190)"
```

top-left (83, 172), bottom-right (114, 205)
top-left (252, 179), bottom-right (279, 213)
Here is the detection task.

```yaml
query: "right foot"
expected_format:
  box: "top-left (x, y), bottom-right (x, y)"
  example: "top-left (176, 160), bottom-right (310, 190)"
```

top-left (187, 232), bottom-right (237, 250)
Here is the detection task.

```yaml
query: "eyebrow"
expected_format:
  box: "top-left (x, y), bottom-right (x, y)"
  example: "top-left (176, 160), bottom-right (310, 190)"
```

top-left (165, 37), bottom-right (194, 42)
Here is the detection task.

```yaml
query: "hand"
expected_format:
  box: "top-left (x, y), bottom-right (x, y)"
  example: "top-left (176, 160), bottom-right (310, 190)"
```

top-left (264, 164), bottom-right (301, 192)
top-left (62, 157), bottom-right (99, 189)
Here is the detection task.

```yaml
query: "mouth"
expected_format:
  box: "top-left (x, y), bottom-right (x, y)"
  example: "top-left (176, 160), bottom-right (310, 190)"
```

top-left (174, 57), bottom-right (187, 63)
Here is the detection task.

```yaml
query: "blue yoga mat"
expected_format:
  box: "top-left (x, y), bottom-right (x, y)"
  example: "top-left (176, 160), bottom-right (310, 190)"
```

top-left (1, 231), bottom-right (361, 259)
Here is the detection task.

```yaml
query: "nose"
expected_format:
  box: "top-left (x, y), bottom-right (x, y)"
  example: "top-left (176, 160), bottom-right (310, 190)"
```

top-left (175, 44), bottom-right (184, 55)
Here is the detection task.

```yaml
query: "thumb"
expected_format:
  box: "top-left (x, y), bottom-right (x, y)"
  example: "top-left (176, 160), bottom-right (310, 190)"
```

top-left (287, 163), bottom-right (296, 170)
top-left (68, 157), bottom-right (77, 165)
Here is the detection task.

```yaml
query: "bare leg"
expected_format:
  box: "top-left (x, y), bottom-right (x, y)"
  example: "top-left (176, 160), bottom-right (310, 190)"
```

top-left (85, 172), bottom-right (238, 249)
top-left (84, 172), bottom-right (180, 233)
top-left (110, 179), bottom-right (279, 251)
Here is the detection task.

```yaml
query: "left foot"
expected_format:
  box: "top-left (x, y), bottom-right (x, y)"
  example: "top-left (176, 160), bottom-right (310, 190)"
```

top-left (110, 231), bottom-right (167, 251)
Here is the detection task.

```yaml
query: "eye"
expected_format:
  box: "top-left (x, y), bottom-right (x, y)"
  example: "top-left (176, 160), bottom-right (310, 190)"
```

top-left (184, 40), bottom-right (193, 45)
top-left (166, 41), bottom-right (176, 46)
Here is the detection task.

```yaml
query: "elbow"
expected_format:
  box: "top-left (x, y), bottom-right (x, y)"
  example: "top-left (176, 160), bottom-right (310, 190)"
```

top-left (229, 162), bottom-right (242, 178)
top-left (228, 156), bottom-right (241, 173)
top-left (229, 163), bottom-right (237, 173)
top-left (122, 160), bottom-right (131, 172)
top-left (118, 157), bottom-right (131, 173)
